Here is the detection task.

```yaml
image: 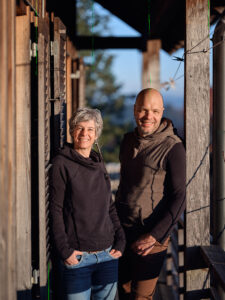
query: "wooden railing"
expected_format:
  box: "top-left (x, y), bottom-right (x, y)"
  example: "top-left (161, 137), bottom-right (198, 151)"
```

top-left (200, 245), bottom-right (225, 300)
top-left (165, 218), bottom-right (184, 300)
top-left (165, 223), bottom-right (225, 300)
top-left (107, 165), bottom-right (225, 299)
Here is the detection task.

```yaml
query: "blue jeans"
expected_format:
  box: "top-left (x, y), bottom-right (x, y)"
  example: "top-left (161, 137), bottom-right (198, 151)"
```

top-left (61, 247), bottom-right (119, 300)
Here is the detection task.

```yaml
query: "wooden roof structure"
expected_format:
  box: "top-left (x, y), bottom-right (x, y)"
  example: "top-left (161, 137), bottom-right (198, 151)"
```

top-left (48, 0), bottom-right (225, 53)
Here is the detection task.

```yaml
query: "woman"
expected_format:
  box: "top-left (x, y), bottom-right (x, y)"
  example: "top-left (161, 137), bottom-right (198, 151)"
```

top-left (50, 108), bottom-right (126, 300)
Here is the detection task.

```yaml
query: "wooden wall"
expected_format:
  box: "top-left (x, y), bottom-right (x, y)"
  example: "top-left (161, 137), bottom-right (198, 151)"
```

top-left (0, 1), bottom-right (83, 298)
top-left (185, 0), bottom-right (210, 297)
top-left (16, 6), bottom-right (32, 297)
top-left (0, 0), bottom-right (17, 300)
top-left (38, 14), bottom-right (51, 295)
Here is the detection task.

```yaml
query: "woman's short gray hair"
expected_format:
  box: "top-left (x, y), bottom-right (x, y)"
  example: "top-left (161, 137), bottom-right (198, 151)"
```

top-left (69, 107), bottom-right (103, 139)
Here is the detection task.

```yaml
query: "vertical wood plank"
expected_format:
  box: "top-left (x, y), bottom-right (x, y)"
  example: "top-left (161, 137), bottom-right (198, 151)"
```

top-left (38, 15), bottom-right (51, 291)
top-left (53, 17), bottom-right (67, 149)
top-left (72, 59), bottom-right (79, 113)
top-left (142, 39), bottom-right (161, 90)
top-left (66, 54), bottom-right (72, 142)
top-left (16, 7), bottom-right (32, 294)
top-left (0, 0), bottom-right (16, 299)
top-left (78, 58), bottom-right (86, 108)
top-left (185, 0), bottom-right (210, 294)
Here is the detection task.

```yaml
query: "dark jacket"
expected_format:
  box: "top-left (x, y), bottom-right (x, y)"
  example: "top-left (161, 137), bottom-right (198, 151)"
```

top-left (116, 118), bottom-right (186, 244)
top-left (50, 143), bottom-right (126, 260)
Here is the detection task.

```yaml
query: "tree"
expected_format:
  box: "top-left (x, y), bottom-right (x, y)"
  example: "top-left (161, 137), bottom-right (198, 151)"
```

top-left (77, 0), bottom-right (133, 162)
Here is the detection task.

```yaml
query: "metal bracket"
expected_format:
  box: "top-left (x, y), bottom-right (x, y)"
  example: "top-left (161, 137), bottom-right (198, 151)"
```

top-left (31, 269), bottom-right (40, 285)
top-left (32, 42), bottom-right (38, 58)
top-left (71, 70), bottom-right (80, 79)
top-left (50, 41), bottom-right (59, 56)
top-left (30, 40), bottom-right (38, 59)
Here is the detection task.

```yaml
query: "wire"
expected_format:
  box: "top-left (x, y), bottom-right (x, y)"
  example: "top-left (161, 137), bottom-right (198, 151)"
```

top-left (161, 15), bottom-right (225, 91)
top-left (186, 143), bottom-right (210, 188)
top-left (172, 58), bottom-right (183, 80)
top-left (187, 38), bottom-right (225, 55)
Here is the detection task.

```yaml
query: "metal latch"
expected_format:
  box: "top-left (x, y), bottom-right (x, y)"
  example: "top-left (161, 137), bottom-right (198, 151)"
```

top-left (71, 70), bottom-right (80, 79)
top-left (50, 41), bottom-right (59, 56)
top-left (31, 269), bottom-right (40, 285)
top-left (30, 41), bottom-right (38, 59)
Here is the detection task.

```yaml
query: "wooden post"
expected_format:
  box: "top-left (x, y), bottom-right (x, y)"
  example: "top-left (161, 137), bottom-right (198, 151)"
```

top-left (52, 17), bottom-right (67, 150)
top-left (142, 39), bottom-right (161, 90)
top-left (16, 6), bottom-right (32, 296)
top-left (72, 59), bottom-right (79, 113)
top-left (38, 15), bottom-right (51, 294)
top-left (67, 55), bottom-right (72, 142)
top-left (0, 0), bottom-right (16, 299)
top-left (78, 58), bottom-right (86, 108)
top-left (66, 38), bottom-right (78, 141)
top-left (185, 0), bottom-right (210, 297)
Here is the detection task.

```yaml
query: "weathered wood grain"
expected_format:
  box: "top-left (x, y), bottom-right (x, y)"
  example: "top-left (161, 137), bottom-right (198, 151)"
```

top-left (66, 54), bottom-right (72, 142)
top-left (38, 15), bottom-right (50, 290)
top-left (15, 6), bottom-right (32, 294)
top-left (142, 39), bottom-right (161, 90)
top-left (185, 0), bottom-right (210, 294)
top-left (0, 0), bottom-right (16, 299)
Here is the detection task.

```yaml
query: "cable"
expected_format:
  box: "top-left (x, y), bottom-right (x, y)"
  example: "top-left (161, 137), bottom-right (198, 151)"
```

top-left (186, 143), bottom-right (210, 189)
top-left (161, 13), bottom-right (225, 91)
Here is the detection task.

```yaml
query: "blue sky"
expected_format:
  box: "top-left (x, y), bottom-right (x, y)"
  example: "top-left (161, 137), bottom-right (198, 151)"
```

top-left (92, 2), bottom-right (215, 109)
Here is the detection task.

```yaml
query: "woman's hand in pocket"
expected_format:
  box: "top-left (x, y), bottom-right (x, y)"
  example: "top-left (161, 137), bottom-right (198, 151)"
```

top-left (64, 250), bottom-right (83, 266)
top-left (109, 249), bottom-right (122, 259)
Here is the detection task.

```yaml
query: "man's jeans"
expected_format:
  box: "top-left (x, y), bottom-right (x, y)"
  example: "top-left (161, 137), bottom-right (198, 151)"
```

top-left (61, 247), bottom-right (118, 300)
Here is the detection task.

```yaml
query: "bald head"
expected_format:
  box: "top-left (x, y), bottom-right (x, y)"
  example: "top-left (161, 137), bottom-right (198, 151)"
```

top-left (135, 88), bottom-right (164, 107)
top-left (134, 88), bottom-right (164, 136)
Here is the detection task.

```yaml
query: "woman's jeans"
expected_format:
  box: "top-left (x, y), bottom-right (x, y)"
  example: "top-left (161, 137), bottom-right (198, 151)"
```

top-left (61, 247), bottom-right (118, 300)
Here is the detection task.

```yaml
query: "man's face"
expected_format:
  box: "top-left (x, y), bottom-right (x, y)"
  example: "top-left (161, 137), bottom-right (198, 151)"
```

top-left (134, 93), bottom-right (164, 137)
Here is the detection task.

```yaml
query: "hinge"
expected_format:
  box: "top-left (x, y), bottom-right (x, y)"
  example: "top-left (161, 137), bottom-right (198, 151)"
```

top-left (50, 41), bottom-right (59, 56)
top-left (71, 70), bottom-right (80, 79)
top-left (31, 269), bottom-right (40, 285)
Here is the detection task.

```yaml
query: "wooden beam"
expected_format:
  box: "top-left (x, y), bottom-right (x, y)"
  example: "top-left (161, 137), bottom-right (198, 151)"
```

top-left (185, 0), bottom-right (210, 295)
top-left (66, 54), bottom-right (72, 142)
top-left (75, 36), bottom-right (144, 50)
top-left (0, 0), bottom-right (16, 299)
top-left (185, 289), bottom-right (211, 299)
top-left (200, 245), bottom-right (225, 291)
top-left (142, 39), bottom-right (161, 90)
top-left (16, 6), bottom-right (32, 295)
top-left (38, 15), bottom-right (51, 294)
top-left (78, 58), bottom-right (86, 108)
top-left (71, 59), bottom-right (79, 113)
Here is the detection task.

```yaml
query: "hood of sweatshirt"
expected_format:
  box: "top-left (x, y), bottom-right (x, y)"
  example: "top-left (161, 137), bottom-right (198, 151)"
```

top-left (56, 142), bottom-right (102, 169)
top-left (134, 118), bottom-right (176, 143)
top-left (130, 118), bottom-right (180, 158)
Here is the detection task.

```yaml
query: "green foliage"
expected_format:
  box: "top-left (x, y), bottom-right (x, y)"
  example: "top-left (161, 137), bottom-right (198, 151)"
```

top-left (77, 0), bottom-right (133, 162)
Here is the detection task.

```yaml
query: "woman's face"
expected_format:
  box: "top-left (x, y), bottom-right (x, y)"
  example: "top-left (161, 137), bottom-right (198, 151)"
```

top-left (73, 119), bottom-right (97, 154)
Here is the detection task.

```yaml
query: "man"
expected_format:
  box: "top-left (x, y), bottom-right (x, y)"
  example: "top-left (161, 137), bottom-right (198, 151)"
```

top-left (116, 88), bottom-right (186, 299)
